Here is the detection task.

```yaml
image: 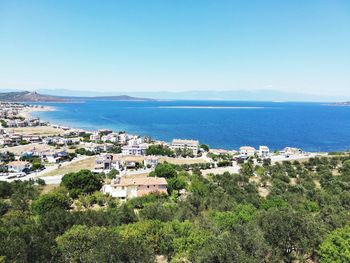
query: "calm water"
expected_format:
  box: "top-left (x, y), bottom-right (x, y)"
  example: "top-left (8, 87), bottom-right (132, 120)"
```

top-left (32, 100), bottom-right (350, 152)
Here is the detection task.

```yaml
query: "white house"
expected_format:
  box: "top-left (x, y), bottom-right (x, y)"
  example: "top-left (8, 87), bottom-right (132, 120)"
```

top-left (239, 146), bottom-right (256, 157)
top-left (84, 142), bottom-right (114, 153)
top-left (90, 132), bottom-right (101, 142)
top-left (7, 161), bottom-right (32, 173)
top-left (93, 154), bottom-right (122, 172)
top-left (102, 177), bottom-right (167, 200)
top-left (101, 133), bottom-right (119, 143)
top-left (258, 146), bottom-right (270, 158)
top-left (281, 147), bottom-right (302, 157)
top-left (118, 133), bottom-right (129, 145)
top-left (144, 156), bottom-right (159, 168)
top-left (128, 137), bottom-right (144, 146)
top-left (121, 143), bottom-right (147, 156)
top-left (171, 139), bottom-right (199, 156)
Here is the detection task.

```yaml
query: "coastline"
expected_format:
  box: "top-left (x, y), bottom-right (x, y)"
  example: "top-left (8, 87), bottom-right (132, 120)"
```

top-left (19, 105), bottom-right (56, 119)
top-left (11, 101), bottom-right (349, 153)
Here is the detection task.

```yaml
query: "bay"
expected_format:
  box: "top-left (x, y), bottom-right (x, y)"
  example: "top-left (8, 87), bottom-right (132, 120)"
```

top-left (31, 100), bottom-right (350, 152)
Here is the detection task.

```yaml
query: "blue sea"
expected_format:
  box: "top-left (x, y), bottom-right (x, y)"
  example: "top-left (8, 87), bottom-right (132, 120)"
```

top-left (31, 100), bottom-right (350, 152)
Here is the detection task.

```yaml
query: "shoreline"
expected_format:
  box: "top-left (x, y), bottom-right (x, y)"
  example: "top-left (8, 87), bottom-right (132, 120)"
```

top-left (19, 105), bottom-right (56, 119)
top-left (13, 102), bottom-right (343, 154)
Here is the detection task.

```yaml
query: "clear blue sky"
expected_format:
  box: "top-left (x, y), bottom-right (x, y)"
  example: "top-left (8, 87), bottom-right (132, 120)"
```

top-left (0, 0), bottom-right (349, 96)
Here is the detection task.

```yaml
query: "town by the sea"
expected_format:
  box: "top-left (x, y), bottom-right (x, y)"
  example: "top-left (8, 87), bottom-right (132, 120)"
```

top-left (31, 100), bottom-right (350, 152)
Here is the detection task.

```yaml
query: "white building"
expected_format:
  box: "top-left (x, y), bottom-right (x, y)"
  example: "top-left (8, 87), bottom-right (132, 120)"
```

top-left (101, 133), bottom-right (119, 143)
top-left (121, 143), bottom-right (147, 156)
top-left (171, 139), bottom-right (199, 156)
top-left (102, 177), bottom-right (167, 200)
top-left (118, 133), bottom-right (129, 145)
top-left (84, 142), bottom-right (114, 153)
top-left (281, 147), bottom-right (302, 157)
top-left (258, 146), bottom-right (270, 158)
top-left (144, 156), bottom-right (159, 168)
top-left (93, 154), bottom-right (122, 172)
top-left (90, 132), bottom-right (101, 142)
top-left (239, 146), bottom-right (256, 157)
top-left (127, 136), bottom-right (144, 146)
top-left (7, 161), bottom-right (32, 173)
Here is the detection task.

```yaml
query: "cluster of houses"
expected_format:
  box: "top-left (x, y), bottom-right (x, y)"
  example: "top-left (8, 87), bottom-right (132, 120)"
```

top-left (0, 103), bottom-right (48, 128)
top-left (0, 146), bottom-right (71, 177)
top-left (239, 145), bottom-right (302, 159)
top-left (93, 154), bottom-right (159, 173)
top-left (0, 102), bottom-right (23, 119)
top-left (1, 102), bottom-right (309, 200)
top-left (0, 129), bottom-right (76, 148)
top-left (89, 129), bottom-right (142, 145)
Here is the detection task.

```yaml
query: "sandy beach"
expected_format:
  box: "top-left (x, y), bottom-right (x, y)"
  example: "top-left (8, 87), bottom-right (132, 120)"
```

top-left (19, 105), bottom-right (56, 119)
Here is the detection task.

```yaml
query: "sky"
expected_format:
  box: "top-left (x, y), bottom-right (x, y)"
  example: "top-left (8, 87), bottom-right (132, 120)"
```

top-left (0, 0), bottom-right (349, 96)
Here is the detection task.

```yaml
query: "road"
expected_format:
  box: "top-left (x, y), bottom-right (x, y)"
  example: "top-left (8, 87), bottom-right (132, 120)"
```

top-left (0, 165), bottom-right (155, 185)
top-left (0, 153), bottom-right (326, 185)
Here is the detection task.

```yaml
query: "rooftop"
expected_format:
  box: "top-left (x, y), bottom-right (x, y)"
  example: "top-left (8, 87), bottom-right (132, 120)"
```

top-left (240, 146), bottom-right (256, 151)
top-left (171, 139), bottom-right (199, 145)
top-left (113, 177), bottom-right (167, 187)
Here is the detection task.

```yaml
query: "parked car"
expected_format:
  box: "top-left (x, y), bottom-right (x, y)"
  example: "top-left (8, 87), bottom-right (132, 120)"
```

top-left (5, 174), bottom-right (17, 179)
top-left (16, 172), bottom-right (26, 178)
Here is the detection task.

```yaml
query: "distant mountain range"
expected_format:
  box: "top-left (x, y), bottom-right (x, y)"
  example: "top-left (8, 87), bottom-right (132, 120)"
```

top-left (33, 88), bottom-right (344, 102)
top-left (0, 89), bottom-right (346, 102)
top-left (0, 91), bottom-right (153, 102)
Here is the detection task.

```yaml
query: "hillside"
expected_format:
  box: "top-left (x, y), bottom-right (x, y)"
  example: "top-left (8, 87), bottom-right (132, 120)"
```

top-left (0, 91), bottom-right (154, 102)
top-left (0, 91), bottom-right (66, 102)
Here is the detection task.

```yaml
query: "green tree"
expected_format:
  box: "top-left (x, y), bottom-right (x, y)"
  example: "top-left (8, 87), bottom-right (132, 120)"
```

top-left (211, 204), bottom-right (257, 230)
top-left (56, 225), bottom-right (155, 263)
top-left (32, 188), bottom-right (72, 215)
top-left (167, 176), bottom-right (187, 195)
top-left (319, 225), bottom-right (350, 263)
top-left (192, 233), bottom-right (247, 263)
top-left (0, 200), bottom-right (10, 216)
top-left (139, 202), bottom-right (175, 222)
top-left (259, 207), bottom-right (324, 261)
top-left (61, 170), bottom-right (103, 198)
top-left (146, 145), bottom-right (174, 156)
top-left (32, 161), bottom-right (44, 171)
top-left (0, 181), bottom-right (13, 198)
top-left (151, 163), bottom-right (177, 179)
top-left (240, 162), bottom-right (255, 177)
top-left (106, 168), bottom-right (119, 179)
top-left (200, 144), bottom-right (210, 152)
top-left (10, 181), bottom-right (39, 212)
top-left (0, 151), bottom-right (15, 163)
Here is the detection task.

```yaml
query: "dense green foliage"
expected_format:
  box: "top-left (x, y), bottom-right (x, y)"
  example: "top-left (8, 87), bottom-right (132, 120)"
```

top-left (319, 225), bottom-right (350, 263)
top-left (32, 188), bottom-right (72, 215)
top-left (1, 155), bottom-right (350, 262)
top-left (107, 145), bottom-right (122, 154)
top-left (61, 169), bottom-right (103, 198)
top-left (0, 119), bottom-right (8, 128)
top-left (0, 152), bottom-right (15, 163)
top-left (146, 145), bottom-right (175, 157)
top-left (75, 148), bottom-right (95, 156)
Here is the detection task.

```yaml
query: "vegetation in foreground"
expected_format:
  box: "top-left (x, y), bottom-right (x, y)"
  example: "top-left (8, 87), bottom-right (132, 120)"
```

top-left (0, 154), bottom-right (350, 262)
